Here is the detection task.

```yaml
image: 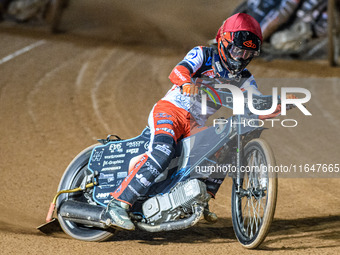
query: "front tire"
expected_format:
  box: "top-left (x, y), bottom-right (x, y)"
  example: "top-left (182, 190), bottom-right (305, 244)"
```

top-left (231, 139), bottom-right (278, 249)
top-left (56, 144), bottom-right (116, 241)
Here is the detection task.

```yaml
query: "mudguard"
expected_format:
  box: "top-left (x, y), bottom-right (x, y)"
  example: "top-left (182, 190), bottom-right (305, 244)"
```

top-left (88, 128), bottom-right (151, 206)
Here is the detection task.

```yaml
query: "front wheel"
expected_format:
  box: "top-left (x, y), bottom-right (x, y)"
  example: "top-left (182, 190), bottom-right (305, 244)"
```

top-left (231, 139), bottom-right (278, 249)
top-left (56, 144), bottom-right (116, 241)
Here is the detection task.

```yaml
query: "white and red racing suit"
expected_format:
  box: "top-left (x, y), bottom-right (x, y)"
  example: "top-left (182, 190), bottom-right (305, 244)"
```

top-left (111, 46), bottom-right (264, 205)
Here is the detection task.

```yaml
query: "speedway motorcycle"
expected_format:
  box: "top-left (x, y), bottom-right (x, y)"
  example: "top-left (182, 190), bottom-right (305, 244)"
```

top-left (2, 0), bottom-right (67, 33)
top-left (39, 79), bottom-right (278, 249)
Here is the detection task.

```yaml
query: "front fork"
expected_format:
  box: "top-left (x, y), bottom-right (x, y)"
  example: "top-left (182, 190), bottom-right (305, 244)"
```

top-left (232, 115), bottom-right (265, 195)
top-left (234, 115), bottom-right (243, 193)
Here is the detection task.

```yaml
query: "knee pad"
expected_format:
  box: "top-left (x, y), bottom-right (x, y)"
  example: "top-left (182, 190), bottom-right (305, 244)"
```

top-left (149, 134), bottom-right (176, 169)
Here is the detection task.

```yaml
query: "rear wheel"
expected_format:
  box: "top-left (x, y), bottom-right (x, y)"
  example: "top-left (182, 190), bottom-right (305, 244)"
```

top-left (56, 144), bottom-right (116, 241)
top-left (231, 139), bottom-right (278, 249)
top-left (328, 0), bottom-right (340, 66)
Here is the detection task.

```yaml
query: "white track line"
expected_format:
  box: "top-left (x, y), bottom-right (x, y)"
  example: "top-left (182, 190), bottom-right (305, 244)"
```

top-left (76, 61), bottom-right (89, 89)
top-left (91, 49), bottom-right (116, 133)
top-left (0, 40), bottom-right (46, 65)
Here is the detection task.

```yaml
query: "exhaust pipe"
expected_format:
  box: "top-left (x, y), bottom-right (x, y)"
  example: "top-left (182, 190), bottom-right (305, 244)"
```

top-left (59, 200), bottom-right (108, 229)
top-left (60, 200), bottom-right (204, 232)
top-left (136, 204), bottom-right (204, 232)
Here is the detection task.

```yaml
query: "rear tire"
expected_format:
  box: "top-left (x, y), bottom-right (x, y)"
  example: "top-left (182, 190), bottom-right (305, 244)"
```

top-left (231, 139), bottom-right (278, 249)
top-left (56, 144), bottom-right (116, 241)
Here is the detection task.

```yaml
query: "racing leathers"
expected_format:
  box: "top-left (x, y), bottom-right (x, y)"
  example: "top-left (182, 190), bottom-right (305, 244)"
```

top-left (111, 45), bottom-right (263, 205)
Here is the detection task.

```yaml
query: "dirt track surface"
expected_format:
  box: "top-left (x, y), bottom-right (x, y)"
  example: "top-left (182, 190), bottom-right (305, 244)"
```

top-left (0, 1), bottom-right (340, 254)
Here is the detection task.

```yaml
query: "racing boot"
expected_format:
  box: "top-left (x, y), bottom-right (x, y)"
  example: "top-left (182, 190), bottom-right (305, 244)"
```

top-left (203, 194), bottom-right (218, 223)
top-left (101, 199), bottom-right (135, 231)
top-left (204, 204), bottom-right (218, 223)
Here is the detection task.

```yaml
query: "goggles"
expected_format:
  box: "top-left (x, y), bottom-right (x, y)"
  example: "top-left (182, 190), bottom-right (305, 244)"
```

top-left (229, 44), bottom-right (260, 60)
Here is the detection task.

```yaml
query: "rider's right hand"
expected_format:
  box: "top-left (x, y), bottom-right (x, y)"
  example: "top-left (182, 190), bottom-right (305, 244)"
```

top-left (286, 93), bottom-right (298, 110)
top-left (182, 83), bottom-right (199, 96)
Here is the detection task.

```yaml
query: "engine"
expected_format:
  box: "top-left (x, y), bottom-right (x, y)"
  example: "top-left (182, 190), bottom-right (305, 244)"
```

top-left (142, 179), bottom-right (208, 224)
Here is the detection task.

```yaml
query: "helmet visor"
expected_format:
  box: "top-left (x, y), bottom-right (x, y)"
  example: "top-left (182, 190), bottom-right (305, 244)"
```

top-left (229, 44), bottom-right (260, 60)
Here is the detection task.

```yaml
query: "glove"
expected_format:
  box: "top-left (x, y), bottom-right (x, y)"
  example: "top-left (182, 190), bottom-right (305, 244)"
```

top-left (286, 94), bottom-right (297, 99)
top-left (182, 83), bottom-right (199, 96)
top-left (286, 94), bottom-right (298, 110)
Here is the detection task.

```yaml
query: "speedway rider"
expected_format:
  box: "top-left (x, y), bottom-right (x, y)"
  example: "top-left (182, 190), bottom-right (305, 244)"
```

top-left (102, 13), bottom-right (266, 230)
top-left (245, 0), bottom-right (327, 51)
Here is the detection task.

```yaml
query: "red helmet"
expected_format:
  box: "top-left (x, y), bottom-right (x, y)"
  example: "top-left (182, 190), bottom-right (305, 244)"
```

top-left (216, 13), bottom-right (263, 75)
